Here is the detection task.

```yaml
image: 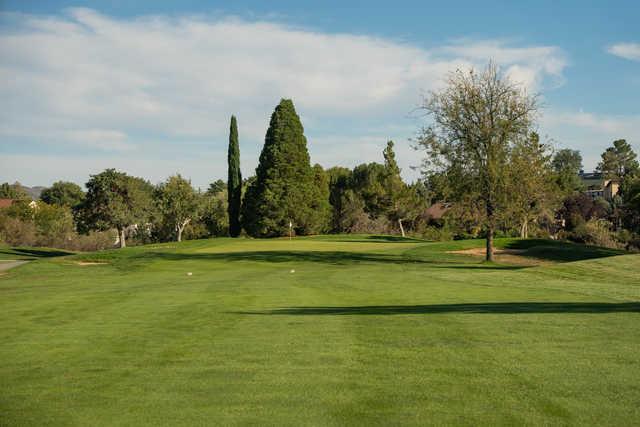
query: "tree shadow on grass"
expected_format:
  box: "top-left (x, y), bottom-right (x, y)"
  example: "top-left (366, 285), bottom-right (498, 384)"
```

top-left (311, 234), bottom-right (427, 244)
top-left (348, 235), bottom-right (427, 243)
top-left (0, 247), bottom-right (73, 258)
top-left (502, 240), bottom-right (625, 262)
top-left (235, 302), bottom-right (640, 316)
top-left (141, 250), bottom-right (521, 269)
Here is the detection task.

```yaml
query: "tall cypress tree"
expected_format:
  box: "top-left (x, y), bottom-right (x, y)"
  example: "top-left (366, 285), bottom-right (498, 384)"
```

top-left (227, 115), bottom-right (242, 237)
top-left (242, 99), bottom-right (317, 237)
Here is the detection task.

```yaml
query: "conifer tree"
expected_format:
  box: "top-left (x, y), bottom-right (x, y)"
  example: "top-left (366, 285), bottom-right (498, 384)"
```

top-left (307, 164), bottom-right (332, 234)
top-left (227, 115), bottom-right (242, 237)
top-left (242, 99), bottom-right (317, 237)
top-left (383, 141), bottom-right (419, 237)
top-left (597, 139), bottom-right (639, 180)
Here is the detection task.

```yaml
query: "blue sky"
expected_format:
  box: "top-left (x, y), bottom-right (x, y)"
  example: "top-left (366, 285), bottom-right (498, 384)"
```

top-left (1, 0), bottom-right (639, 188)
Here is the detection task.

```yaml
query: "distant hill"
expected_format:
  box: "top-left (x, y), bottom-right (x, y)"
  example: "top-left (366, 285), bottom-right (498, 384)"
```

top-left (1, 182), bottom-right (46, 200)
top-left (23, 185), bottom-right (46, 200)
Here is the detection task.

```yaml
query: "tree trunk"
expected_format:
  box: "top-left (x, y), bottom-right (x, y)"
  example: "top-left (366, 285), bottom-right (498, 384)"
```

top-left (520, 217), bottom-right (528, 239)
top-left (486, 225), bottom-right (494, 262)
top-left (486, 199), bottom-right (495, 262)
top-left (398, 219), bottom-right (405, 237)
top-left (119, 227), bottom-right (126, 248)
top-left (176, 219), bottom-right (190, 242)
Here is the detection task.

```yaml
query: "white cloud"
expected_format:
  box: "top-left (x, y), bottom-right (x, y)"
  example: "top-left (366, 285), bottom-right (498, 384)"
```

top-left (0, 8), bottom-right (568, 186)
top-left (541, 110), bottom-right (640, 170)
top-left (65, 129), bottom-right (133, 151)
top-left (439, 39), bottom-right (567, 90)
top-left (543, 111), bottom-right (640, 136)
top-left (607, 42), bottom-right (640, 61)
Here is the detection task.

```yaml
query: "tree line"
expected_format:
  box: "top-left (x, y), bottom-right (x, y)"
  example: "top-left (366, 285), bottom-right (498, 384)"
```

top-left (1, 64), bottom-right (639, 255)
top-left (0, 99), bottom-right (424, 249)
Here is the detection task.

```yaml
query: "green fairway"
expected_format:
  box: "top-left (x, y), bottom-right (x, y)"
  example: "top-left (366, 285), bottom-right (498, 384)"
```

top-left (1, 236), bottom-right (639, 426)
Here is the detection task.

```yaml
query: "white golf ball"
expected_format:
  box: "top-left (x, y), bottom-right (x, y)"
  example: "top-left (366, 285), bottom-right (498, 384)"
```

top-left (187, 272), bottom-right (193, 276)
top-left (290, 269), bottom-right (295, 273)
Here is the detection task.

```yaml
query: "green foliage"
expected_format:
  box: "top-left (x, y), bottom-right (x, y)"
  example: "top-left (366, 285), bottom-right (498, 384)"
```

top-left (0, 202), bottom-right (112, 250)
top-left (241, 99), bottom-right (319, 237)
top-left (0, 213), bottom-right (37, 247)
top-left (326, 143), bottom-right (425, 236)
top-left (566, 218), bottom-right (624, 249)
top-left (306, 164), bottom-right (332, 234)
top-left (207, 179), bottom-right (226, 196)
top-left (382, 141), bottom-right (424, 236)
top-left (0, 199), bottom-right (33, 221)
top-left (335, 189), bottom-right (390, 233)
top-left (32, 202), bottom-right (75, 247)
top-left (419, 225), bottom-right (454, 241)
top-left (597, 139), bottom-right (639, 180)
top-left (383, 140), bottom-right (401, 177)
top-left (76, 169), bottom-right (154, 247)
top-left (0, 182), bottom-right (29, 200)
top-left (552, 149), bottom-right (584, 193)
top-left (559, 193), bottom-right (608, 230)
top-left (227, 115), bottom-right (242, 237)
top-left (382, 141), bottom-right (402, 203)
top-left (154, 175), bottom-right (201, 242)
top-left (337, 189), bottom-right (366, 232)
top-left (326, 166), bottom-right (352, 232)
top-left (621, 176), bottom-right (640, 232)
top-left (201, 190), bottom-right (229, 237)
top-left (421, 170), bottom-right (455, 203)
top-left (325, 156), bottom-right (405, 235)
top-left (350, 162), bottom-right (387, 218)
top-left (40, 181), bottom-right (85, 208)
top-left (505, 132), bottom-right (560, 238)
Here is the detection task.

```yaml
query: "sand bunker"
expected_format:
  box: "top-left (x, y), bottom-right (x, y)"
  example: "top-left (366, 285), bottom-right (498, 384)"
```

top-left (447, 247), bottom-right (549, 266)
top-left (447, 247), bottom-right (526, 256)
top-left (73, 261), bottom-right (109, 266)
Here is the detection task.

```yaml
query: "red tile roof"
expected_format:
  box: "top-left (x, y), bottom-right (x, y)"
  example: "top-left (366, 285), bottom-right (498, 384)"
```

top-left (424, 202), bottom-right (451, 220)
top-left (0, 199), bottom-right (15, 209)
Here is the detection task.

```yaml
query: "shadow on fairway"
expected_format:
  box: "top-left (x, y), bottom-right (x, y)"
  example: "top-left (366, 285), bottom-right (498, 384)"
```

top-left (236, 302), bottom-right (640, 315)
top-left (310, 235), bottom-right (427, 243)
top-left (142, 250), bottom-right (521, 269)
top-left (0, 247), bottom-right (73, 258)
top-left (502, 240), bottom-right (625, 262)
top-left (334, 235), bottom-right (427, 244)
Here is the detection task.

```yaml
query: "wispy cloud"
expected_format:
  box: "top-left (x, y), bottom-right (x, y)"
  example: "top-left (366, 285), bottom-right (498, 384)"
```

top-left (1, 8), bottom-right (568, 186)
top-left (607, 42), bottom-right (640, 61)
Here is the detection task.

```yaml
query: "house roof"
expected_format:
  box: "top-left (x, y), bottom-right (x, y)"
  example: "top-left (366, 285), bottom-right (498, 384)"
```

top-left (0, 199), bottom-right (15, 209)
top-left (578, 171), bottom-right (602, 180)
top-left (424, 202), bottom-right (451, 220)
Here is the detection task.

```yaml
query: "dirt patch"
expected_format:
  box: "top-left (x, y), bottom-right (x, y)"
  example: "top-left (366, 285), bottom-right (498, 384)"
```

top-left (73, 261), bottom-right (109, 266)
top-left (447, 247), bottom-right (550, 266)
top-left (447, 248), bottom-right (526, 256)
top-left (0, 260), bottom-right (29, 272)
